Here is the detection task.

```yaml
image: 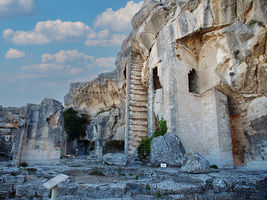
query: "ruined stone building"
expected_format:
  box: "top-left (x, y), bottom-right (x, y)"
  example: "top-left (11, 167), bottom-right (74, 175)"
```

top-left (116, 0), bottom-right (266, 168)
top-left (1, 0), bottom-right (266, 169)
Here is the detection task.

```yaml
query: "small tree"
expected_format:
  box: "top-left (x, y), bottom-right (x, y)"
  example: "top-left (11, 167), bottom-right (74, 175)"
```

top-left (63, 108), bottom-right (89, 140)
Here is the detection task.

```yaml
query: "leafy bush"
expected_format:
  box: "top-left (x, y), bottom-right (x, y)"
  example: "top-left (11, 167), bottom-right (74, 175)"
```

top-left (153, 116), bottom-right (167, 137)
top-left (137, 116), bottom-right (168, 161)
top-left (210, 164), bottom-right (219, 169)
top-left (89, 170), bottom-right (105, 176)
top-left (137, 137), bottom-right (152, 161)
top-left (19, 162), bottom-right (28, 167)
top-left (63, 108), bottom-right (89, 140)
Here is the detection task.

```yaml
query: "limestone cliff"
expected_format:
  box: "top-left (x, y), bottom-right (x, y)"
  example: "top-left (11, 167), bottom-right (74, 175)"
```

top-left (116, 0), bottom-right (267, 167)
top-left (12, 99), bottom-right (66, 164)
top-left (0, 106), bottom-right (26, 160)
top-left (64, 71), bottom-right (120, 117)
top-left (65, 70), bottom-right (125, 156)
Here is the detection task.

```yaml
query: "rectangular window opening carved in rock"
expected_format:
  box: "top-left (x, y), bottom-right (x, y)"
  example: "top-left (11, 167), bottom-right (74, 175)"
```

top-left (188, 69), bottom-right (199, 94)
top-left (153, 67), bottom-right (162, 90)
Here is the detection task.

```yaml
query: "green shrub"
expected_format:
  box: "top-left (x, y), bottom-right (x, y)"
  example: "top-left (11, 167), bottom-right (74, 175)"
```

top-left (19, 162), bottom-right (28, 167)
top-left (89, 170), bottom-right (105, 176)
top-left (135, 175), bottom-right (139, 180)
top-left (210, 164), bottom-right (219, 169)
top-left (137, 116), bottom-right (167, 161)
top-left (63, 108), bottom-right (89, 140)
top-left (137, 137), bottom-right (152, 161)
top-left (155, 192), bottom-right (161, 197)
top-left (145, 184), bottom-right (150, 191)
top-left (27, 168), bottom-right (37, 174)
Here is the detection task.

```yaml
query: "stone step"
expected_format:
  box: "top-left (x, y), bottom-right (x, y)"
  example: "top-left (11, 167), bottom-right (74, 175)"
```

top-left (130, 99), bottom-right (147, 106)
top-left (129, 111), bottom-right (147, 119)
top-left (129, 125), bottom-right (147, 132)
top-left (129, 106), bottom-right (147, 112)
top-left (130, 71), bottom-right (142, 76)
top-left (130, 119), bottom-right (147, 126)
top-left (130, 84), bottom-right (146, 90)
top-left (130, 74), bottom-right (141, 80)
top-left (130, 80), bottom-right (143, 86)
top-left (130, 89), bottom-right (147, 95)
top-left (130, 94), bottom-right (147, 101)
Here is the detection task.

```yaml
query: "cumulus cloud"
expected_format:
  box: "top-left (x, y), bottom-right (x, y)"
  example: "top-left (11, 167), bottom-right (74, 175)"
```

top-left (93, 57), bottom-right (116, 68)
top-left (85, 33), bottom-right (126, 47)
top-left (94, 1), bottom-right (143, 32)
top-left (3, 20), bottom-right (92, 45)
top-left (42, 49), bottom-right (93, 63)
top-left (0, 0), bottom-right (36, 18)
top-left (22, 49), bottom-right (115, 76)
top-left (5, 48), bottom-right (25, 59)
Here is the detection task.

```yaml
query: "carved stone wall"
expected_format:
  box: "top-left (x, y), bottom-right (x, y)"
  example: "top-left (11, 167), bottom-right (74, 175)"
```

top-left (116, 0), bottom-right (267, 168)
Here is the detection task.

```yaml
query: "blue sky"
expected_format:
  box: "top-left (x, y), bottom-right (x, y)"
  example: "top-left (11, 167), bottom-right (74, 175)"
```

top-left (0, 0), bottom-right (143, 107)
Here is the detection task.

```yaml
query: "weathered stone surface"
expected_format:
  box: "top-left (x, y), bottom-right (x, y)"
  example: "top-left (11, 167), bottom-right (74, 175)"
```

top-left (0, 106), bottom-right (26, 160)
top-left (116, 0), bottom-right (267, 168)
top-left (12, 98), bottom-right (66, 164)
top-left (150, 133), bottom-right (185, 167)
top-left (64, 71), bottom-right (120, 117)
top-left (181, 152), bottom-right (210, 174)
top-left (103, 153), bottom-right (127, 166)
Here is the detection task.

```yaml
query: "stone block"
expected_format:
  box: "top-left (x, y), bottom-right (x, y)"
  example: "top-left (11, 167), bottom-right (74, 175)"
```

top-left (103, 153), bottom-right (127, 166)
top-left (181, 152), bottom-right (210, 174)
top-left (150, 133), bottom-right (185, 167)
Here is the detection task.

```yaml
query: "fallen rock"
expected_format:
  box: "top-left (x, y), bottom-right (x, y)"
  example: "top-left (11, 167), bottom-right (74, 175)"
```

top-left (103, 153), bottom-right (127, 166)
top-left (150, 133), bottom-right (185, 167)
top-left (181, 152), bottom-right (210, 174)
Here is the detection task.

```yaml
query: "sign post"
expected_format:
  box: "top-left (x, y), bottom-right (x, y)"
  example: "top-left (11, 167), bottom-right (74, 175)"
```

top-left (43, 174), bottom-right (69, 200)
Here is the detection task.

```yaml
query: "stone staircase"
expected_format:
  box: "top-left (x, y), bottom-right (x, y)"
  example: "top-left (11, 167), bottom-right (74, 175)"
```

top-left (128, 63), bottom-right (148, 154)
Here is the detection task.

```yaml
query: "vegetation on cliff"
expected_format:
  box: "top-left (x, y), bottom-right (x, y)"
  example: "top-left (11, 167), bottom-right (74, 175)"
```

top-left (137, 116), bottom-right (167, 161)
top-left (63, 108), bottom-right (89, 140)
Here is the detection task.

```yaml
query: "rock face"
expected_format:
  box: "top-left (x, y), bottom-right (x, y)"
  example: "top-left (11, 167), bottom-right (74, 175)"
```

top-left (65, 70), bottom-right (126, 158)
top-left (0, 106), bottom-right (26, 160)
top-left (86, 108), bottom-right (125, 155)
top-left (116, 0), bottom-right (267, 168)
top-left (103, 153), bottom-right (127, 166)
top-left (12, 99), bottom-right (66, 164)
top-left (64, 71), bottom-right (120, 117)
top-left (181, 152), bottom-right (211, 174)
top-left (150, 133), bottom-right (185, 167)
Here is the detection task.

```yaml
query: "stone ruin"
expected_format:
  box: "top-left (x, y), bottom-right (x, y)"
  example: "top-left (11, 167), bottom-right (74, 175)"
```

top-left (0, 0), bottom-right (266, 170)
top-left (115, 0), bottom-right (267, 168)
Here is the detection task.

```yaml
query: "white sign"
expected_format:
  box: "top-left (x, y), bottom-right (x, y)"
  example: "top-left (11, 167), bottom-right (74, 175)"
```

top-left (160, 163), bottom-right (167, 168)
top-left (43, 174), bottom-right (69, 189)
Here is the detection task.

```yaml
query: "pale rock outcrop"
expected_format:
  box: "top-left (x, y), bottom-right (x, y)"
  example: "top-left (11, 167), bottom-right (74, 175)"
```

top-left (103, 153), bottom-right (127, 166)
top-left (181, 152), bottom-right (210, 174)
top-left (12, 99), bottom-right (66, 164)
top-left (0, 106), bottom-right (26, 160)
top-left (64, 71), bottom-right (120, 117)
top-left (86, 108), bottom-right (125, 152)
top-left (150, 133), bottom-right (185, 166)
top-left (116, 0), bottom-right (267, 168)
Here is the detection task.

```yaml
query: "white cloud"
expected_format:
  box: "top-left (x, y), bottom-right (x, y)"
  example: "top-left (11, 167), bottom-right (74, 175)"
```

top-left (5, 48), bottom-right (25, 59)
top-left (94, 57), bottom-right (116, 68)
top-left (22, 63), bottom-right (65, 72)
top-left (42, 49), bottom-right (93, 63)
top-left (3, 20), bottom-right (92, 45)
top-left (94, 1), bottom-right (143, 32)
top-left (85, 33), bottom-right (126, 47)
top-left (22, 50), bottom-right (115, 76)
top-left (0, 0), bottom-right (35, 18)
